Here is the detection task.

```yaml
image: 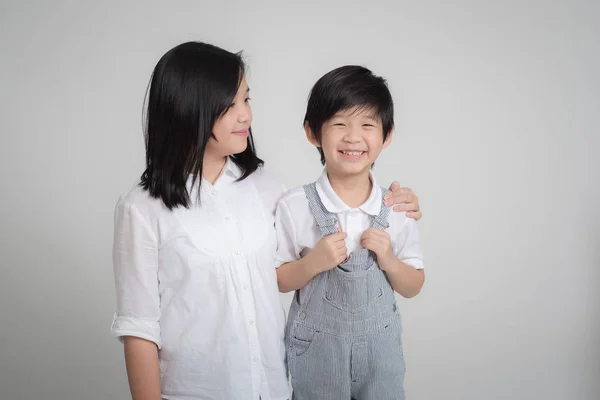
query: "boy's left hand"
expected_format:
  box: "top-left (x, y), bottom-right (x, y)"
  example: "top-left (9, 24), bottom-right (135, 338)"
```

top-left (384, 182), bottom-right (421, 220)
top-left (360, 228), bottom-right (395, 270)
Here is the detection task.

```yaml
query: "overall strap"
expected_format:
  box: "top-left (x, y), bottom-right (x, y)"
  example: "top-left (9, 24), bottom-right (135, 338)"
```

top-left (303, 183), bottom-right (339, 237)
top-left (370, 187), bottom-right (392, 231)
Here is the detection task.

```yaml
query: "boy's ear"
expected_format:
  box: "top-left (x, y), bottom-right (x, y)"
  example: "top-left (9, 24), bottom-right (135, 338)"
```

top-left (305, 122), bottom-right (321, 147)
top-left (382, 128), bottom-right (394, 149)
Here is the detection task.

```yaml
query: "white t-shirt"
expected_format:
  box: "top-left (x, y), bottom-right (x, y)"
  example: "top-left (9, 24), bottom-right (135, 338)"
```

top-left (111, 159), bottom-right (290, 400)
top-left (275, 169), bottom-right (424, 304)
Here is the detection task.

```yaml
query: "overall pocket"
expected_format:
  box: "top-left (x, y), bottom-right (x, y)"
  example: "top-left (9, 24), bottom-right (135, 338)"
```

top-left (287, 322), bottom-right (320, 378)
top-left (289, 322), bottom-right (317, 357)
top-left (324, 265), bottom-right (383, 312)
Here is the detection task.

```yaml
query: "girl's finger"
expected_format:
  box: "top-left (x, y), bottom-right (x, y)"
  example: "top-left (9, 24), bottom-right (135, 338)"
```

top-left (404, 210), bottom-right (422, 220)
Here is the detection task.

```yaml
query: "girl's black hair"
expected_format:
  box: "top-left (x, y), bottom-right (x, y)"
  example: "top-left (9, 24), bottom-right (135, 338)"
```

top-left (140, 41), bottom-right (263, 209)
top-left (304, 65), bottom-right (394, 165)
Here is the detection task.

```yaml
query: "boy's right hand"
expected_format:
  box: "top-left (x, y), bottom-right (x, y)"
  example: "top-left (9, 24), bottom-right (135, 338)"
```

top-left (307, 231), bottom-right (348, 273)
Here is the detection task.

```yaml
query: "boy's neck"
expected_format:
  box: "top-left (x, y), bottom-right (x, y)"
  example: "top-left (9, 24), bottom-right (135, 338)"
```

top-left (327, 168), bottom-right (372, 209)
top-left (202, 155), bottom-right (228, 184)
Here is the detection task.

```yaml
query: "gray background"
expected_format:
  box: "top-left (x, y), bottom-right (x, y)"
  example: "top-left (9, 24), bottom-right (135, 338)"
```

top-left (1, 0), bottom-right (598, 399)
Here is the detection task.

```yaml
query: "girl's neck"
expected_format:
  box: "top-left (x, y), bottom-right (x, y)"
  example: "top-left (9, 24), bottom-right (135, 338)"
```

top-left (327, 169), bottom-right (372, 208)
top-left (202, 155), bottom-right (228, 184)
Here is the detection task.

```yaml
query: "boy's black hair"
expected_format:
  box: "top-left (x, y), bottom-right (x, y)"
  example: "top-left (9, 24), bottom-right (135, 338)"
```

top-left (303, 65), bottom-right (394, 164)
top-left (140, 41), bottom-right (263, 210)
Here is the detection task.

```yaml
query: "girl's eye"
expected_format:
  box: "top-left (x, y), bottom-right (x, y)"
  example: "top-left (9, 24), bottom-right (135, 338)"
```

top-left (245, 97), bottom-right (251, 103)
top-left (363, 124), bottom-right (375, 127)
top-left (333, 123), bottom-right (345, 126)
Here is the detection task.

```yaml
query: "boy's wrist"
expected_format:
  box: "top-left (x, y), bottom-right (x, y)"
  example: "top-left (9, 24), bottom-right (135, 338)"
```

top-left (302, 253), bottom-right (325, 276)
top-left (378, 252), bottom-right (398, 271)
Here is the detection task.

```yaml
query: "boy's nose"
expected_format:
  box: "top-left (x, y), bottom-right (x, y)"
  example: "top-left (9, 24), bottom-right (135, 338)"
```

top-left (343, 128), bottom-right (361, 142)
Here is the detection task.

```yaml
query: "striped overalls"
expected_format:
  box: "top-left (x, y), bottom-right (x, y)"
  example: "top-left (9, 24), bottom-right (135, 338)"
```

top-left (285, 183), bottom-right (406, 400)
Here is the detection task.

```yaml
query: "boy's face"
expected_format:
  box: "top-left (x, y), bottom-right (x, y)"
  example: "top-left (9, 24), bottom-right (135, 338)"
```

top-left (307, 107), bottom-right (392, 176)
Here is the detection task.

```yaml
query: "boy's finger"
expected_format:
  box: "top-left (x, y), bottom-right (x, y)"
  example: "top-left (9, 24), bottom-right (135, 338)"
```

top-left (361, 229), bottom-right (377, 240)
top-left (331, 232), bottom-right (347, 240)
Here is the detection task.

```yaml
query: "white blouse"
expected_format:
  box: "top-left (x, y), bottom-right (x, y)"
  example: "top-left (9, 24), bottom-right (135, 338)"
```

top-left (111, 159), bottom-right (290, 400)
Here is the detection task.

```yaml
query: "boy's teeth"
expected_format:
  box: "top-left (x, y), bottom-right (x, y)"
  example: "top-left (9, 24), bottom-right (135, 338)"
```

top-left (342, 151), bottom-right (363, 155)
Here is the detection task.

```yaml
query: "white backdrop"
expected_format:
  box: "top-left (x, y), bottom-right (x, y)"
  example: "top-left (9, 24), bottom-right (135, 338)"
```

top-left (1, 0), bottom-right (598, 399)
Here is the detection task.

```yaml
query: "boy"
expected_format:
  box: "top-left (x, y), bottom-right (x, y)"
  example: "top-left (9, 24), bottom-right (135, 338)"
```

top-left (275, 65), bottom-right (425, 400)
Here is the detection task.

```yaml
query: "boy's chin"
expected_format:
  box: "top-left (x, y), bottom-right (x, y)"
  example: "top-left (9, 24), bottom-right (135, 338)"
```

top-left (328, 162), bottom-right (371, 176)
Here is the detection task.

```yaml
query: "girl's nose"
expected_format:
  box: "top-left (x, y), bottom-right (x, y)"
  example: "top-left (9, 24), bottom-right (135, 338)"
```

top-left (238, 103), bottom-right (252, 123)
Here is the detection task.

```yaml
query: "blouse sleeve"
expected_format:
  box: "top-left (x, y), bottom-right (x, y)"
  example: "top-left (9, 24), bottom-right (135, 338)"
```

top-left (110, 199), bottom-right (161, 348)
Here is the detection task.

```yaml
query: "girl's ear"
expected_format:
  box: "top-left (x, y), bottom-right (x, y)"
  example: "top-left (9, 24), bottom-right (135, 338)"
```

top-left (382, 128), bottom-right (394, 149)
top-left (305, 122), bottom-right (321, 147)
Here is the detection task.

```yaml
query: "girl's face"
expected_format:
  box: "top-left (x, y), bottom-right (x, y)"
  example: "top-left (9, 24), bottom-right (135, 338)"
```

top-left (205, 77), bottom-right (252, 160)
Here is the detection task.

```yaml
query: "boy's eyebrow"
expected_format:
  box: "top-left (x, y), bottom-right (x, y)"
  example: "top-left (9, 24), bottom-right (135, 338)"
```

top-left (357, 113), bottom-right (379, 123)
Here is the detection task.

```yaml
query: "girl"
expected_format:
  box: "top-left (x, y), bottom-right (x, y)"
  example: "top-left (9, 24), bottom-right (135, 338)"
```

top-left (111, 41), bottom-right (422, 400)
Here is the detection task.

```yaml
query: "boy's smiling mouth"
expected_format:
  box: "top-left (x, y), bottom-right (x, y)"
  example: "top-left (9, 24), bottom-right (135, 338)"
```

top-left (339, 150), bottom-right (367, 159)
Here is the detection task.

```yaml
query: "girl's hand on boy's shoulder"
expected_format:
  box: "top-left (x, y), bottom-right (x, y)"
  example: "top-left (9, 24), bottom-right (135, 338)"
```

top-left (384, 181), bottom-right (421, 221)
top-left (360, 228), bottom-right (395, 270)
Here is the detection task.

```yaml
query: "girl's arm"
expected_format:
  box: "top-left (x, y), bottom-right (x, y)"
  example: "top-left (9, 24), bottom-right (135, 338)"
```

top-left (124, 337), bottom-right (162, 400)
top-left (111, 200), bottom-right (162, 399)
